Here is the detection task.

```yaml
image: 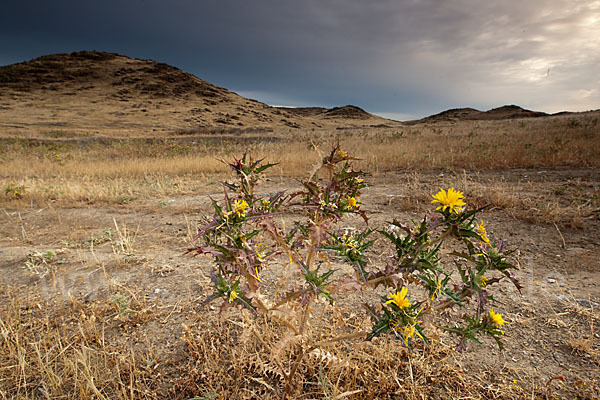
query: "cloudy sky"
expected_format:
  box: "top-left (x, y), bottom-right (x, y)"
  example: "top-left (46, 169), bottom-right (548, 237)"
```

top-left (1, 0), bottom-right (599, 120)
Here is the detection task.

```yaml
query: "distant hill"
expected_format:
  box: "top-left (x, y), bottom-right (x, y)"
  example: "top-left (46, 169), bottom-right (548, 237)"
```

top-left (410, 105), bottom-right (549, 124)
top-left (0, 51), bottom-right (398, 136)
top-left (276, 105), bottom-right (374, 120)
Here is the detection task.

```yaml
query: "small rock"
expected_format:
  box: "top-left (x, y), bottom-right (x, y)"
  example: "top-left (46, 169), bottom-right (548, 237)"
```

top-left (556, 295), bottom-right (569, 302)
top-left (576, 299), bottom-right (599, 308)
top-left (547, 278), bottom-right (556, 283)
top-left (149, 288), bottom-right (166, 297)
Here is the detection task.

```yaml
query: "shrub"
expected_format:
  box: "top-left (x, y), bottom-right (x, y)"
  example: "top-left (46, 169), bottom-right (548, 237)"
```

top-left (188, 144), bottom-right (521, 394)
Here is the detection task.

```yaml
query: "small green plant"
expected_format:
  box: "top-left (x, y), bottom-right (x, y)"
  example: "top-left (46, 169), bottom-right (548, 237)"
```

top-left (84, 229), bottom-right (114, 246)
top-left (4, 181), bottom-right (25, 199)
top-left (110, 293), bottom-right (137, 320)
top-left (118, 195), bottom-right (134, 204)
top-left (189, 145), bottom-right (521, 394)
top-left (24, 250), bottom-right (62, 277)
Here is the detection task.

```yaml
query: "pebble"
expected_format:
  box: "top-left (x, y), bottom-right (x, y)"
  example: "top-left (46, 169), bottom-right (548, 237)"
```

top-left (547, 278), bottom-right (556, 283)
top-left (575, 299), bottom-right (599, 308)
top-left (149, 288), bottom-right (166, 297)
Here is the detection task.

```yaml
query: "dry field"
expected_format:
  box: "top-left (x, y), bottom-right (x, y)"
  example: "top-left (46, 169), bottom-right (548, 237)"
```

top-left (1, 113), bottom-right (599, 399)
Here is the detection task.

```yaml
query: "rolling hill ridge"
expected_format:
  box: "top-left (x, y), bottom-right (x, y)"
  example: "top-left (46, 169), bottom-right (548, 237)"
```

top-left (0, 51), bottom-right (397, 136)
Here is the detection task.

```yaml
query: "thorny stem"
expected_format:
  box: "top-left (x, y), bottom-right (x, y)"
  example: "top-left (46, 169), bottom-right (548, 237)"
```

top-left (433, 289), bottom-right (472, 312)
top-left (270, 291), bottom-right (302, 311)
top-left (364, 225), bottom-right (456, 288)
top-left (299, 303), bottom-right (312, 335)
top-left (305, 217), bottom-right (322, 272)
top-left (252, 295), bottom-right (270, 313)
top-left (266, 227), bottom-right (297, 267)
top-left (268, 313), bottom-right (300, 336)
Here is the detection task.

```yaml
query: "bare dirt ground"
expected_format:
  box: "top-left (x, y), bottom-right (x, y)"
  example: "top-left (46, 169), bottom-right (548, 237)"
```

top-left (1, 166), bottom-right (598, 398)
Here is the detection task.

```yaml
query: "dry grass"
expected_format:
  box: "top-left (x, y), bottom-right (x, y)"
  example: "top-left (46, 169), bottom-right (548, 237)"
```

top-left (1, 113), bottom-right (599, 207)
top-left (1, 288), bottom-right (597, 399)
top-left (0, 290), bottom-right (151, 399)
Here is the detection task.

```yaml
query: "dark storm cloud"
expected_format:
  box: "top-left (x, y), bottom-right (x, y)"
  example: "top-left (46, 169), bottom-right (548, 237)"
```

top-left (1, 0), bottom-right (598, 119)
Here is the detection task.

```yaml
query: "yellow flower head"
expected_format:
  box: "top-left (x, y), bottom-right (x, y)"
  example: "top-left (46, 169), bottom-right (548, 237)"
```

top-left (347, 196), bottom-right (358, 209)
top-left (477, 222), bottom-right (490, 244)
top-left (234, 199), bottom-right (249, 216)
top-left (480, 275), bottom-right (488, 286)
top-left (386, 287), bottom-right (411, 309)
top-left (431, 187), bottom-right (466, 214)
top-left (390, 321), bottom-right (424, 345)
top-left (402, 324), bottom-right (424, 345)
top-left (489, 309), bottom-right (506, 326)
top-left (228, 290), bottom-right (238, 303)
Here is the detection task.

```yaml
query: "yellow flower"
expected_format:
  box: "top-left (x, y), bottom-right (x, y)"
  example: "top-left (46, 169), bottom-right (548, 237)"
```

top-left (431, 279), bottom-right (442, 300)
top-left (251, 265), bottom-right (262, 282)
top-left (480, 276), bottom-right (488, 286)
top-left (233, 199), bottom-right (249, 216)
top-left (391, 321), bottom-right (424, 345)
top-left (228, 290), bottom-right (238, 302)
top-left (402, 324), bottom-right (424, 345)
top-left (337, 149), bottom-right (347, 158)
top-left (431, 187), bottom-right (466, 214)
top-left (347, 196), bottom-right (358, 209)
top-left (386, 287), bottom-right (411, 309)
top-left (489, 309), bottom-right (506, 326)
top-left (477, 222), bottom-right (490, 244)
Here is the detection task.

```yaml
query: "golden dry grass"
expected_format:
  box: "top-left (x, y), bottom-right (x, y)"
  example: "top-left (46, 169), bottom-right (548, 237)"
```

top-left (1, 288), bottom-right (597, 399)
top-left (1, 113), bottom-right (598, 207)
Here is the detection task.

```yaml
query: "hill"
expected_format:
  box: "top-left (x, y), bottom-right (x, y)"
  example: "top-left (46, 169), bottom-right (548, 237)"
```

top-left (410, 105), bottom-right (549, 124)
top-left (276, 105), bottom-right (378, 121)
top-left (0, 51), bottom-right (398, 136)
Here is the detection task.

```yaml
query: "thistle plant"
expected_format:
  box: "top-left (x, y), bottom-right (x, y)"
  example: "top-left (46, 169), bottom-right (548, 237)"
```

top-left (189, 145), bottom-right (521, 393)
top-left (4, 181), bottom-right (25, 200)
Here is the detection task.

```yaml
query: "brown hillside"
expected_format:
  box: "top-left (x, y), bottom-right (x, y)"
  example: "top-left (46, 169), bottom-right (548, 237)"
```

top-left (0, 51), bottom-right (398, 137)
top-left (483, 105), bottom-right (548, 119)
top-left (411, 105), bottom-right (549, 124)
top-left (276, 105), bottom-right (374, 121)
top-left (322, 105), bottom-right (371, 119)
